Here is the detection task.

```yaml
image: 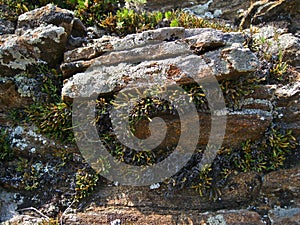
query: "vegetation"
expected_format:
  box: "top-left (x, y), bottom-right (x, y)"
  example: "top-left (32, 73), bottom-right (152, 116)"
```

top-left (0, 128), bottom-right (14, 161)
top-left (246, 28), bottom-right (292, 84)
top-left (22, 65), bottom-right (74, 143)
top-left (101, 9), bottom-right (234, 36)
top-left (1, 0), bottom-right (234, 37)
top-left (26, 102), bottom-right (74, 143)
top-left (75, 168), bottom-right (99, 199)
top-left (191, 128), bottom-right (297, 198)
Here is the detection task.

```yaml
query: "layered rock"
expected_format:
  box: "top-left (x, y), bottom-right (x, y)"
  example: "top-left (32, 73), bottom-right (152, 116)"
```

top-left (0, 3), bottom-right (299, 225)
top-left (0, 4), bottom-right (86, 77)
top-left (61, 27), bottom-right (274, 149)
top-left (240, 0), bottom-right (300, 32)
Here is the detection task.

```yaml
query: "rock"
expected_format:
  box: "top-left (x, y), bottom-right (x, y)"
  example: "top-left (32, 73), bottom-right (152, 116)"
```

top-left (0, 4), bottom-right (88, 76)
top-left (0, 19), bottom-right (15, 35)
top-left (64, 208), bottom-right (265, 225)
top-left (16, 4), bottom-right (86, 38)
top-left (0, 24), bottom-right (67, 76)
top-left (182, 0), bottom-right (252, 21)
top-left (146, 0), bottom-right (253, 22)
top-left (61, 28), bottom-right (259, 97)
top-left (60, 28), bottom-right (255, 78)
top-left (274, 81), bottom-right (300, 137)
top-left (261, 168), bottom-right (300, 198)
top-left (240, 0), bottom-right (300, 33)
top-left (270, 33), bottom-right (300, 67)
top-left (269, 206), bottom-right (300, 225)
top-left (0, 188), bottom-right (23, 222)
top-left (0, 78), bottom-right (32, 111)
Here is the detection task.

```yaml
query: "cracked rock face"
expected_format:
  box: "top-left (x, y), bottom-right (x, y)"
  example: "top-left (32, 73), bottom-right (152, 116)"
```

top-left (61, 27), bottom-right (260, 99)
top-left (0, 4), bottom-right (86, 77)
top-left (61, 27), bottom-right (274, 149)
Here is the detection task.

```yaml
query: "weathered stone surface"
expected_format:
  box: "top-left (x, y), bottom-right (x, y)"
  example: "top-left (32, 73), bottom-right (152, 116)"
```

top-left (131, 111), bottom-right (271, 149)
top-left (60, 28), bottom-right (254, 78)
top-left (270, 33), bottom-right (300, 67)
top-left (0, 24), bottom-right (67, 76)
top-left (269, 206), bottom-right (300, 225)
top-left (261, 168), bottom-right (300, 198)
top-left (0, 78), bottom-right (32, 111)
top-left (274, 81), bottom-right (300, 136)
top-left (61, 28), bottom-right (259, 98)
top-left (16, 4), bottom-right (86, 38)
top-left (0, 4), bottom-right (88, 76)
top-left (0, 188), bottom-right (23, 222)
top-left (240, 0), bottom-right (300, 32)
top-left (0, 19), bottom-right (15, 35)
top-left (63, 208), bottom-right (265, 225)
top-left (146, 0), bottom-right (252, 22)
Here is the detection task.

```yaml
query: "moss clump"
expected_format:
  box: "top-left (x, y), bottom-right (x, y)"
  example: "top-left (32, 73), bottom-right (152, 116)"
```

top-left (16, 158), bottom-right (40, 190)
top-left (26, 102), bottom-right (74, 143)
top-left (220, 75), bottom-right (260, 109)
top-left (0, 128), bottom-right (14, 161)
top-left (191, 128), bottom-right (297, 198)
top-left (19, 65), bottom-right (74, 143)
top-left (75, 168), bottom-right (99, 199)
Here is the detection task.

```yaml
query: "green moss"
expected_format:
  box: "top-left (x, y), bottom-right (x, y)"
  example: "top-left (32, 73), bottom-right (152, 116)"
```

top-left (25, 102), bottom-right (74, 143)
top-left (0, 128), bottom-right (14, 161)
top-left (16, 158), bottom-right (40, 190)
top-left (191, 128), bottom-right (298, 198)
top-left (75, 168), bottom-right (99, 199)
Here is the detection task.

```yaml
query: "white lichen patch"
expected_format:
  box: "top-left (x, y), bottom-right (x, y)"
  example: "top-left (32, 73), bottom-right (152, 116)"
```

top-left (14, 74), bottom-right (39, 98)
top-left (0, 36), bottom-right (37, 70)
top-left (149, 183), bottom-right (160, 190)
top-left (24, 24), bottom-right (66, 44)
top-left (207, 214), bottom-right (227, 225)
top-left (183, 0), bottom-right (222, 19)
top-left (9, 126), bottom-right (50, 152)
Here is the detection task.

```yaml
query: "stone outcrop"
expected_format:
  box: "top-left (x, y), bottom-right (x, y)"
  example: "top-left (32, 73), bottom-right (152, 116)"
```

top-left (239, 0), bottom-right (300, 32)
top-left (0, 3), bottom-right (299, 225)
top-left (0, 4), bottom-right (86, 77)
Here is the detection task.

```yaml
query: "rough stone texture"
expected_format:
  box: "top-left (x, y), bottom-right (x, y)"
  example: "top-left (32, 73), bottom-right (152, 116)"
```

top-left (16, 4), bottom-right (86, 38)
top-left (0, 3), bottom-right (300, 225)
top-left (275, 81), bottom-right (300, 137)
top-left (146, 0), bottom-right (252, 22)
top-left (0, 78), bottom-right (32, 111)
top-left (60, 28), bottom-right (251, 78)
top-left (0, 188), bottom-right (23, 222)
top-left (0, 4), bottom-right (87, 77)
top-left (240, 0), bottom-right (300, 33)
top-left (61, 28), bottom-right (259, 98)
top-left (0, 19), bottom-right (15, 35)
top-left (0, 24), bottom-right (67, 76)
top-left (270, 33), bottom-right (300, 67)
top-left (269, 206), bottom-right (300, 225)
top-left (261, 168), bottom-right (300, 198)
top-left (63, 208), bottom-right (265, 225)
top-left (182, 0), bottom-right (252, 21)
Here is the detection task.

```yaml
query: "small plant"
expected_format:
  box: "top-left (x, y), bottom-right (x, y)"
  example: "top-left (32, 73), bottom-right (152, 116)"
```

top-left (100, 10), bottom-right (234, 36)
top-left (16, 158), bottom-right (40, 190)
top-left (270, 48), bottom-right (288, 81)
top-left (0, 128), bottom-right (14, 161)
top-left (220, 76), bottom-right (260, 109)
top-left (25, 102), bottom-right (74, 143)
top-left (192, 164), bottom-right (213, 197)
top-left (75, 168), bottom-right (99, 199)
top-left (191, 128), bottom-right (297, 198)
